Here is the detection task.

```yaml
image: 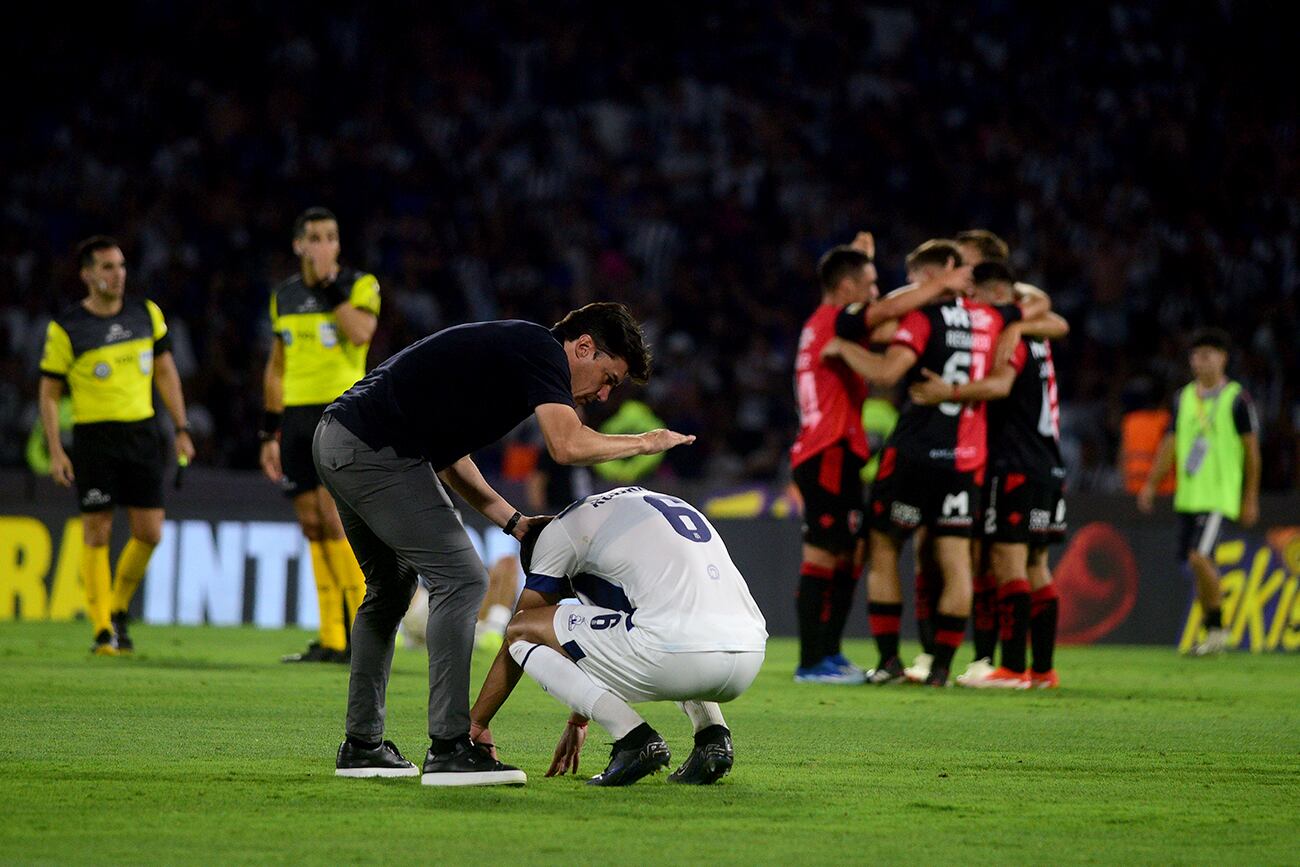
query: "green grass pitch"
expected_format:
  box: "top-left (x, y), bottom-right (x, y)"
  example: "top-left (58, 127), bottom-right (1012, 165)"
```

top-left (1, 622), bottom-right (1297, 865)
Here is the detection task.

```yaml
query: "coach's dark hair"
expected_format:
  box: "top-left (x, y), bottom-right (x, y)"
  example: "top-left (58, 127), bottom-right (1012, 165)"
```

top-left (552, 302), bottom-right (652, 383)
top-left (76, 236), bottom-right (120, 269)
top-left (294, 207), bottom-right (338, 238)
top-left (1189, 327), bottom-right (1232, 353)
top-left (956, 229), bottom-right (1010, 263)
top-left (518, 517), bottom-right (555, 574)
top-left (973, 261), bottom-right (1016, 286)
top-left (905, 239), bottom-right (963, 271)
top-left (817, 246), bottom-right (873, 293)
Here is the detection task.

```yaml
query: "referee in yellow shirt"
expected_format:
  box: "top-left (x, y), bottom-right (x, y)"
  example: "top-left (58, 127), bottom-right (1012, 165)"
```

top-left (38, 237), bottom-right (195, 655)
top-left (260, 208), bottom-right (379, 663)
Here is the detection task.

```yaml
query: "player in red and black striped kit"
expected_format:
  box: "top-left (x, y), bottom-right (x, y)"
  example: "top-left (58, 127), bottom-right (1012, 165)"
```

top-left (823, 239), bottom-right (1061, 686)
top-left (910, 260), bottom-right (1069, 688)
top-left (790, 233), bottom-right (963, 684)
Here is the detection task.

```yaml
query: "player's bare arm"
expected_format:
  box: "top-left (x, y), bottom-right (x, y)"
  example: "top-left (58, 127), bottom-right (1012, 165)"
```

top-left (331, 302), bottom-right (377, 345)
top-left (1138, 433), bottom-right (1177, 513)
top-left (993, 314), bottom-right (1069, 368)
top-left (1241, 431), bottom-right (1261, 527)
top-left (535, 402), bottom-right (694, 466)
top-left (38, 376), bottom-right (74, 486)
top-left (153, 351), bottom-right (195, 462)
top-left (824, 341), bottom-right (917, 387)
top-left (910, 360), bottom-right (1016, 406)
top-left (438, 455), bottom-right (535, 537)
top-left (259, 338), bottom-right (285, 482)
top-left (865, 261), bottom-right (973, 328)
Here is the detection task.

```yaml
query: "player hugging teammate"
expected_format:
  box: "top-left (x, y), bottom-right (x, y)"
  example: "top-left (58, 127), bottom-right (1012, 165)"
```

top-left (817, 233), bottom-right (1070, 688)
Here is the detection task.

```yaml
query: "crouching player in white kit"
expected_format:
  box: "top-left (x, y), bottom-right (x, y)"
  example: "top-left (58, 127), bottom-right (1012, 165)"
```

top-left (468, 486), bottom-right (768, 786)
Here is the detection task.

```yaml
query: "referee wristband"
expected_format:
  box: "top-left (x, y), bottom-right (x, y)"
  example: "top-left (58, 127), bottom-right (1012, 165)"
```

top-left (502, 511), bottom-right (523, 536)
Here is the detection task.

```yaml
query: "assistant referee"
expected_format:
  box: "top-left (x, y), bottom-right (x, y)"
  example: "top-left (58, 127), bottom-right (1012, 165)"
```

top-left (260, 208), bottom-right (378, 663)
top-left (39, 237), bottom-right (195, 654)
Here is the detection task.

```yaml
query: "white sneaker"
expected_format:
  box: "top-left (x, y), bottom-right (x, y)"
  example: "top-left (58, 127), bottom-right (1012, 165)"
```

top-left (903, 653), bottom-right (933, 683)
top-left (1189, 627), bottom-right (1231, 656)
top-left (955, 657), bottom-right (996, 687)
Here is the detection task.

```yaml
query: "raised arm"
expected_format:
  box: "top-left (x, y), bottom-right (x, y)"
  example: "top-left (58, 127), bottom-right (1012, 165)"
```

top-left (534, 402), bottom-right (694, 466)
top-left (863, 261), bottom-right (973, 328)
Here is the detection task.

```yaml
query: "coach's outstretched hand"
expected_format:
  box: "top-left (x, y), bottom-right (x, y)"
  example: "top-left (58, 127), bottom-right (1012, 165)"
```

top-left (545, 716), bottom-right (588, 777)
top-left (639, 429), bottom-right (696, 455)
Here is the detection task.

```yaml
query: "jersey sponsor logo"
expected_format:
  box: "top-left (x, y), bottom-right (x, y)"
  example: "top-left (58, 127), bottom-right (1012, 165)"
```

top-left (940, 305), bottom-right (971, 329)
top-left (104, 323), bottom-right (133, 344)
top-left (92, 362), bottom-right (111, 379)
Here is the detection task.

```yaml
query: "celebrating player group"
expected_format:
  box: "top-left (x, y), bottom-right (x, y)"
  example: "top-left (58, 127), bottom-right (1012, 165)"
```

top-left (791, 229), bottom-right (1069, 690)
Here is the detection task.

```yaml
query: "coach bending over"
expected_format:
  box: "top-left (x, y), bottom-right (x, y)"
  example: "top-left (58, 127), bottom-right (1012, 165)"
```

top-left (315, 302), bottom-right (693, 786)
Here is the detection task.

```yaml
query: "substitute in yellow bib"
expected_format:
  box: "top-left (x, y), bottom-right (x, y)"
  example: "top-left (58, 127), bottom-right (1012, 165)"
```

top-left (260, 208), bottom-right (379, 663)
top-left (38, 236), bottom-right (195, 655)
top-left (1138, 328), bottom-right (1261, 656)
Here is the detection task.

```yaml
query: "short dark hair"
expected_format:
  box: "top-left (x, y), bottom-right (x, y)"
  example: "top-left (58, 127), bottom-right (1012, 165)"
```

top-left (293, 207), bottom-right (338, 238)
top-left (552, 302), bottom-right (652, 383)
top-left (956, 229), bottom-right (1010, 263)
top-left (518, 517), bottom-right (554, 574)
top-left (905, 239), bottom-right (963, 271)
top-left (817, 246), bottom-right (873, 292)
top-left (1189, 327), bottom-right (1232, 353)
top-left (973, 261), bottom-right (1016, 285)
top-left (76, 236), bottom-right (120, 269)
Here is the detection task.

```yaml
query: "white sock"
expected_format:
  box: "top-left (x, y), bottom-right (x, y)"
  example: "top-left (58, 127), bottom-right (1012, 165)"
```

top-left (677, 700), bottom-right (727, 733)
top-left (508, 641), bottom-right (644, 739)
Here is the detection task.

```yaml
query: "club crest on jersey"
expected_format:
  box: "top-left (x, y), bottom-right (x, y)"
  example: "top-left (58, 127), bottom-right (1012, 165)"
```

top-left (567, 613), bottom-right (585, 631)
top-left (92, 362), bottom-right (112, 379)
top-left (104, 323), bottom-right (133, 343)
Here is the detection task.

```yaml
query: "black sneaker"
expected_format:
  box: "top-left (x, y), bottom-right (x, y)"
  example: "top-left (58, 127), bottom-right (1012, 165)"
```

top-left (111, 611), bottom-right (133, 653)
top-left (668, 725), bottom-right (733, 785)
top-left (282, 641), bottom-right (346, 663)
top-left (865, 657), bottom-right (906, 684)
top-left (90, 628), bottom-right (117, 656)
top-left (588, 724), bottom-right (671, 787)
top-left (335, 739), bottom-right (419, 778)
top-left (421, 738), bottom-right (527, 787)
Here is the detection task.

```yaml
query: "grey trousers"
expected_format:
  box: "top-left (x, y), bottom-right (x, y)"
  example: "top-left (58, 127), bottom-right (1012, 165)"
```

top-left (312, 414), bottom-right (488, 742)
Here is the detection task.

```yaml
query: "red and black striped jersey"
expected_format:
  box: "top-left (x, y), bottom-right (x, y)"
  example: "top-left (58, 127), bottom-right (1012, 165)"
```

top-left (790, 303), bottom-right (871, 469)
top-left (988, 337), bottom-right (1064, 474)
top-left (886, 298), bottom-right (1021, 475)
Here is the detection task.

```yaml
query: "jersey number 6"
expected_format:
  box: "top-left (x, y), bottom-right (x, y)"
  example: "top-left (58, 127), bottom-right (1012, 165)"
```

top-left (643, 495), bottom-right (712, 543)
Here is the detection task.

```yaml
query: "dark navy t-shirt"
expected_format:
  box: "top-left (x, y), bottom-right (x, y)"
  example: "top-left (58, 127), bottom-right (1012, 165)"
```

top-left (328, 320), bottom-right (574, 469)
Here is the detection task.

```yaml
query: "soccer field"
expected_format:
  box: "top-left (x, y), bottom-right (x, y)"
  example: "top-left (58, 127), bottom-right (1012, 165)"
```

top-left (1, 623), bottom-right (1296, 865)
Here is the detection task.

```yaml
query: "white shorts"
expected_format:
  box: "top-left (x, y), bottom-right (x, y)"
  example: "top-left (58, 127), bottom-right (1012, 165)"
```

top-left (552, 604), bottom-right (765, 704)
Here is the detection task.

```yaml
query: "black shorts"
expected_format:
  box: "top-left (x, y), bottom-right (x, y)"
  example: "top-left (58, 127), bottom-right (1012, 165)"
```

top-left (281, 404), bottom-right (329, 497)
top-left (867, 447), bottom-right (981, 539)
top-left (792, 442), bottom-right (865, 552)
top-left (982, 467), bottom-right (1067, 547)
top-left (72, 420), bottom-right (166, 512)
top-left (1178, 511), bottom-right (1228, 560)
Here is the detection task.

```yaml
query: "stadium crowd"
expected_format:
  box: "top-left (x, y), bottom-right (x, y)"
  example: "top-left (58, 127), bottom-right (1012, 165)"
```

top-left (3, 1), bottom-right (1297, 490)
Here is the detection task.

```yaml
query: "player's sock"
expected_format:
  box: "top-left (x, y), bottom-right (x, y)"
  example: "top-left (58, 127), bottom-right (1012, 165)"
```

top-left (677, 701), bottom-right (727, 734)
top-left (323, 537), bottom-right (367, 628)
top-left (508, 641), bottom-right (643, 739)
top-left (796, 562), bottom-right (833, 668)
top-left (996, 579), bottom-right (1032, 673)
top-left (932, 613), bottom-right (967, 674)
top-left (81, 544), bottom-right (113, 635)
top-left (972, 572), bottom-right (998, 661)
top-left (867, 601), bottom-right (902, 665)
top-left (1029, 584), bottom-right (1060, 674)
top-left (824, 559), bottom-right (860, 659)
top-left (1203, 607), bottom-right (1223, 630)
top-left (110, 538), bottom-right (155, 614)
top-left (914, 568), bottom-right (936, 655)
top-left (308, 540), bottom-right (347, 652)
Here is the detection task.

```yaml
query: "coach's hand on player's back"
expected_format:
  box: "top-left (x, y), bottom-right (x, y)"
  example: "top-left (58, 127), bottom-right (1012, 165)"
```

top-left (49, 449), bottom-right (75, 487)
top-left (259, 439), bottom-right (282, 483)
top-left (639, 428), bottom-right (696, 454)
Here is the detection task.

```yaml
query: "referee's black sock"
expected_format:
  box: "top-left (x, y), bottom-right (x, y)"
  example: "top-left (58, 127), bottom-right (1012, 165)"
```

top-left (796, 563), bottom-right (834, 669)
top-left (1204, 607), bottom-right (1223, 629)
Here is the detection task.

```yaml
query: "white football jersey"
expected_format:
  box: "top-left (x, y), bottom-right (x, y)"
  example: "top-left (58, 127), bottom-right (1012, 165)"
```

top-left (525, 487), bottom-right (768, 653)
